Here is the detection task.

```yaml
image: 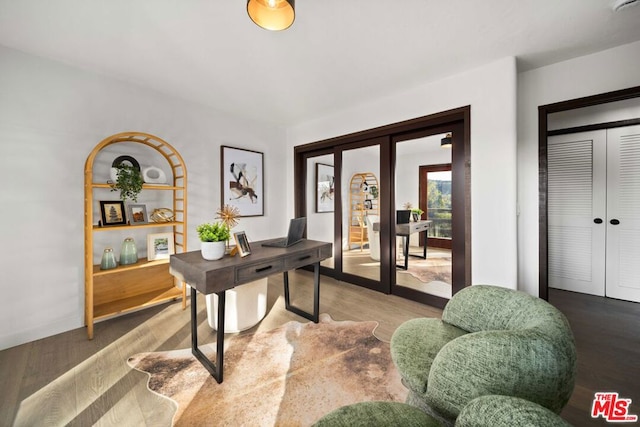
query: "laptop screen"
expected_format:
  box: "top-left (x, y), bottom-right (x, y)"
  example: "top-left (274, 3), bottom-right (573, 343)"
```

top-left (286, 217), bottom-right (306, 244)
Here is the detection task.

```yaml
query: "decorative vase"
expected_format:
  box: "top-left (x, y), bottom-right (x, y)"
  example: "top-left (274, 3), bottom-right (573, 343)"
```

top-left (120, 237), bottom-right (138, 265)
top-left (201, 241), bottom-right (226, 260)
top-left (142, 166), bottom-right (167, 184)
top-left (110, 155), bottom-right (141, 182)
top-left (100, 248), bottom-right (117, 270)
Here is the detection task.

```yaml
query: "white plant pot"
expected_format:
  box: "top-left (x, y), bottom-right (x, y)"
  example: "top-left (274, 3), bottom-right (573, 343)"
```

top-left (201, 241), bottom-right (226, 260)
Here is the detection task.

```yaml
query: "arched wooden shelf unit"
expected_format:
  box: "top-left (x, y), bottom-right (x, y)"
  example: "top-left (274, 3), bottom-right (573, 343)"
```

top-left (348, 172), bottom-right (379, 250)
top-left (84, 132), bottom-right (187, 339)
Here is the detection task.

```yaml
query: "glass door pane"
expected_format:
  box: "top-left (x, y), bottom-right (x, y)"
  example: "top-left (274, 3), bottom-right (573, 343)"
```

top-left (395, 134), bottom-right (452, 299)
top-left (342, 145), bottom-right (380, 282)
top-left (306, 154), bottom-right (335, 269)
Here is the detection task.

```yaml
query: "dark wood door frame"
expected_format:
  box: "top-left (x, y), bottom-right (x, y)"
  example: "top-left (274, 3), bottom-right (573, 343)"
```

top-left (538, 85), bottom-right (640, 300)
top-left (295, 106), bottom-right (471, 308)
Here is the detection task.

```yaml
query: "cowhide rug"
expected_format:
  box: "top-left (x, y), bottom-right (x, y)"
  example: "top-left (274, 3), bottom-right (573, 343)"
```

top-left (127, 314), bottom-right (407, 426)
top-left (402, 256), bottom-right (452, 284)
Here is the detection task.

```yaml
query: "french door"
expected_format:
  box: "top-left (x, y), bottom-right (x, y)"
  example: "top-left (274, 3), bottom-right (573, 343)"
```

top-left (605, 125), bottom-right (640, 302)
top-left (294, 107), bottom-right (471, 308)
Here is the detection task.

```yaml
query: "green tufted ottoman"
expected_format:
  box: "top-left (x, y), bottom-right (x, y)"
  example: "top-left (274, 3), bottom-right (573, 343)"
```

top-left (313, 395), bottom-right (571, 426)
top-left (390, 285), bottom-right (576, 424)
top-left (312, 401), bottom-right (441, 427)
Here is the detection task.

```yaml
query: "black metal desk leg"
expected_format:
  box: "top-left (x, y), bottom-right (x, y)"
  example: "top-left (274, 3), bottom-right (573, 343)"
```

top-left (190, 287), bottom-right (225, 383)
top-left (283, 263), bottom-right (320, 323)
top-left (313, 262), bottom-right (320, 319)
top-left (404, 235), bottom-right (410, 269)
top-left (407, 230), bottom-right (427, 260)
top-left (422, 231), bottom-right (428, 259)
top-left (396, 235), bottom-right (410, 270)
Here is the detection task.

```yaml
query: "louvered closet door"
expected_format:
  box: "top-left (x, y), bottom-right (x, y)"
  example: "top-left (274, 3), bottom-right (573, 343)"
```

top-left (605, 125), bottom-right (640, 303)
top-left (548, 131), bottom-right (607, 296)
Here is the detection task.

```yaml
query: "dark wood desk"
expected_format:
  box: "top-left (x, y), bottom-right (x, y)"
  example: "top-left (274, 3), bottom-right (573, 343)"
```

top-left (170, 239), bottom-right (332, 383)
top-left (396, 220), bottom-right (432, 270)
top-left (372, 220), bottom-right (432, 269)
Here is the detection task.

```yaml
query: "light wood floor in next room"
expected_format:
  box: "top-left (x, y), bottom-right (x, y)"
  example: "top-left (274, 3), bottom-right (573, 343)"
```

top-left (1, 272), bottom-right (638, 427)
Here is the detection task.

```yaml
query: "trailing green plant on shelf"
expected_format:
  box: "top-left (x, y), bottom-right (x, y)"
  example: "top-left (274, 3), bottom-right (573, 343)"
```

top-left (110, 164), bottom-right (144, 202)
top-left (196, 221), bottom-right (231, 242)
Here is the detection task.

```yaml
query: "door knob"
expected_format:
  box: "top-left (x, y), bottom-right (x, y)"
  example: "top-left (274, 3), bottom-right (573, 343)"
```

top-left (594, 218), bottom-right (603, 224)
top-left (610, 219), bottom-right (620, 225)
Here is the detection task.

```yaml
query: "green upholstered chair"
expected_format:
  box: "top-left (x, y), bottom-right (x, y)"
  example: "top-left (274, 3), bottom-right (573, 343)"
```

top-left (314, 395), bottom-right (571, 426)
top-left (455, 395), bottom-right (572, 427)
top-left (391, 284), bottom-right (577, 425)
top-left (313, 285), bottom-right (577, 426)
top-left (313, 401), bottom-right (440, 427)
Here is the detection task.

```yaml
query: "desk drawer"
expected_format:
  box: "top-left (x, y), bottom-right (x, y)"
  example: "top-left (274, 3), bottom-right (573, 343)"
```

top-left (284, 248), bottom-right (323, 270)
top-left (236, 258), bottom-right (284, 283)
top-left (414, 223), bottom-right (430, 232)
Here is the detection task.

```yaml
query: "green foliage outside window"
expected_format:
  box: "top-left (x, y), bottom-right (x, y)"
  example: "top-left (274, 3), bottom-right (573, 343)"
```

top-left (427, 179), bottom-right (452, 238)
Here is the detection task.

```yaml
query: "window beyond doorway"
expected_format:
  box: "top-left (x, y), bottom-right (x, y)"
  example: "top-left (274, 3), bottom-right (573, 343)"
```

top-left (420, 164), bottom-right (452, 249)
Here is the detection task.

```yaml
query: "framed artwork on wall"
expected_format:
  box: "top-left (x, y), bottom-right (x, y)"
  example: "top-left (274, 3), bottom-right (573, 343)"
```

top-left (316, 163), bottom-right (334, 213)
top-left (221, 146), bottom-right (264, 217)
top-left (99, 200), bottom-right (127, 226)
top-left (147, 232), bottom-right (175, 261)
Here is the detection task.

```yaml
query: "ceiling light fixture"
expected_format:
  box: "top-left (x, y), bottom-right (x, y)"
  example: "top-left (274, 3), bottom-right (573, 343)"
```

top-left (612, 0), bottom-right (640, 11)
top-left (441, 133), bottom-right (452, 148)
top-left (247, 0), bottom-right (295, 31)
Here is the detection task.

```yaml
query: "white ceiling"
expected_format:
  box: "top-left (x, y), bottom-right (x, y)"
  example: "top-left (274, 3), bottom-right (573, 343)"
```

top-left (1, 0), bottom-right (640, 126)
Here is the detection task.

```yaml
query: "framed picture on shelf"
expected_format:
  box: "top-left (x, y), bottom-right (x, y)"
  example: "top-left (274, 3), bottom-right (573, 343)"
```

top-left (234, 231), bottom-right (251, 257)
top-left (127, 204), bottom-right (148, 225)
top-left (221, 146), bottom-right (264, 217)
top-left (147, 233), bottom-right (175, 261)
top-left (364, 199), bottom-right (373, 210)
top-left (316, 163), bottom-right (335, 213)
top-left (99, 200), bottom-right (127, 226)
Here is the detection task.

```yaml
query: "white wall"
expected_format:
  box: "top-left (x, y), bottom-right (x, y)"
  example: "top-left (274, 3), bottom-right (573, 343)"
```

top-left (517, 40), bottom-right (640, 297)
top-left (395, 135), bottom-right (451, 210)
top-left (287, 57), bottom-right (519, 290)
top-left (0, 45), bottom-right (288, 350)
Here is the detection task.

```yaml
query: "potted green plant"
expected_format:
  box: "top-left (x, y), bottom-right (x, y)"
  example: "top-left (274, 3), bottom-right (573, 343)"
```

top-left (196, 221), bottom-right (231, 260)
top-left (411, 207), bottom-right (424, 222)
top-left (110, 164), bottom-right (144, 202)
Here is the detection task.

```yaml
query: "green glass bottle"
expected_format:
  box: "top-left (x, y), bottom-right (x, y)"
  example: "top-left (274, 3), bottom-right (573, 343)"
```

top-left (120, 237), bottom-right (138, 265)
top-left (100, 247), bottom-right (117, 270)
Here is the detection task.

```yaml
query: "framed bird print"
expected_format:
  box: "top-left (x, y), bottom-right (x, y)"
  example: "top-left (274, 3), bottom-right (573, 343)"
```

top-left (221, 146), bottom-right (264, 217)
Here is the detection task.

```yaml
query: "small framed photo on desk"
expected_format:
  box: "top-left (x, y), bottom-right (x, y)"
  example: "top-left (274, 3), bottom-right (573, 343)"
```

top-left (234, 231), bottom-right (251, 257)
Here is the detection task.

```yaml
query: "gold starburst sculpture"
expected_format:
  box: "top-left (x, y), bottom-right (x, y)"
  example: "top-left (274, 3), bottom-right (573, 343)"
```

top-left (216, 204), bottom-right (240, 229)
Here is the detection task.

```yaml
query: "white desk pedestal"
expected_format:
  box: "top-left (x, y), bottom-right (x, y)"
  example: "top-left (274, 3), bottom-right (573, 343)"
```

top-left (205, 278), bottom-right (268, 332)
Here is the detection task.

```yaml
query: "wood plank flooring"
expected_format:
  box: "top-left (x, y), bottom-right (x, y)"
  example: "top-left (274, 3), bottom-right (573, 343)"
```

top-left (549, 288), bottom-right (640, 427)
top-left (0, 271), bottom-right (438, 426)
top-left (1, 274), bottom-right (637, 426)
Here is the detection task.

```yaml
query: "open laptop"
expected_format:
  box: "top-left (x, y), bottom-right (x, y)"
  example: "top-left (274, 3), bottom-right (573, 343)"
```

top-left (262, 217), bottom-right (306, 248)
